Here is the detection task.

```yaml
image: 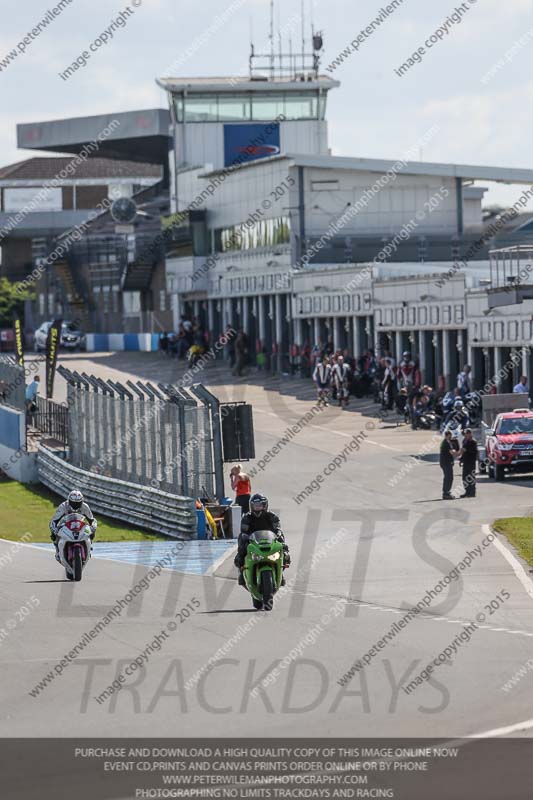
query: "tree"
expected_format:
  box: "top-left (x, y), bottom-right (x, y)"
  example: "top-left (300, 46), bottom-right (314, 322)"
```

top-left (0, 277), bottom-right (35, 327)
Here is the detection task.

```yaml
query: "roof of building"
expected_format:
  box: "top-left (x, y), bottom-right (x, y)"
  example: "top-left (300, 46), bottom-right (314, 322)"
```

top-left (17, 109), bottom-right (170, 165)
top-left (201, 152), bottom-right (533, 184)
top-left (0, 157), bottom-right (162, 183)
top-left (156, 75), bottom-right (339, 93)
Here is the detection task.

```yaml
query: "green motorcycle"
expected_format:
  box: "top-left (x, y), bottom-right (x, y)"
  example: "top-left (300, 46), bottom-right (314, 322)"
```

top-left (243, 530), bottom-right (284, 611)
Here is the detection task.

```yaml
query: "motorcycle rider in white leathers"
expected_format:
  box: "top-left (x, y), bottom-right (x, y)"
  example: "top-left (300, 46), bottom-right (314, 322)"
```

top-left (49, 489), bottom-right (97, 561)
top-left (332, 356), bottom-right (351, 394)
top-left (331, 356), bottom-right (351, 405)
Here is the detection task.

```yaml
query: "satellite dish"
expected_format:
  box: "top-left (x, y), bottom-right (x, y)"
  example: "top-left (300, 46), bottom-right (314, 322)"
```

top-left (111, 197), bottom-right (137, 225)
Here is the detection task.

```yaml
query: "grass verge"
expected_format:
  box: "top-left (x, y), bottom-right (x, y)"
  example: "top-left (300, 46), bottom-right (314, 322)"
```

top-left (493, 517), bottom-right (533, 568)
top-left (0, 479), bottom-right (168, 542)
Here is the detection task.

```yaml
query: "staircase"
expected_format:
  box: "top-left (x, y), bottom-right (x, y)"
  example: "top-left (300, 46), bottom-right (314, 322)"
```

top-left (121, 247), bottom-right (157, 291)
top-left (53, 261), bottom-right (91, 329)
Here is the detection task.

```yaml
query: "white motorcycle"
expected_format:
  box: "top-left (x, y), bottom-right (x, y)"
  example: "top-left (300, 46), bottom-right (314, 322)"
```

top-left (56, 513), bottom-right (92, 581)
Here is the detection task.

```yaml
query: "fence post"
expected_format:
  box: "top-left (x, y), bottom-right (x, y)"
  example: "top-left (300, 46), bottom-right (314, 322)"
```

top-left (190, 384), bottom-right (225, 501)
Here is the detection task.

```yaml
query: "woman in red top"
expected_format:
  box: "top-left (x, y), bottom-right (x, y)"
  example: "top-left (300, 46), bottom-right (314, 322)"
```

top-left (230, 465), bottom-right (251, 514)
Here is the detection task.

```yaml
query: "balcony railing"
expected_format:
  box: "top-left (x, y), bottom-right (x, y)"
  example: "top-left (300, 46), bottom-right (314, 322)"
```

top-left (490, 245), bottom-right (533, 289)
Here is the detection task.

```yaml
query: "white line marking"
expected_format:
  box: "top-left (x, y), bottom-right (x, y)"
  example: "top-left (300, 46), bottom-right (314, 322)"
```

top-left (206, 544), bottom-right (237, 576)
top-left (0, 538), bottom-right (215, 577)
top-left (0, 538), bottom-right (49, 554)
top-left (307, 424), bottom-right (402, 451)
top-left (256, 407), bottom-right (403, 451)
top-left (366, 438), bottom-right (402, 452)
top-left (470, 716), bottom-right (533, 738)
top-left (483, 523), bottom-right (533, 602)
top-left (286, 588), bottom-right (533, 638)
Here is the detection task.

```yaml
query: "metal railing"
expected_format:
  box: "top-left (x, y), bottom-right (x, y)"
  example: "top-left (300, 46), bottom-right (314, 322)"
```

top-left (489, 245), bottom-right (533, 289)
top-left (37, 445), bottom-right (197, 539)
top-left (33, 397), bottom-right (69, 445)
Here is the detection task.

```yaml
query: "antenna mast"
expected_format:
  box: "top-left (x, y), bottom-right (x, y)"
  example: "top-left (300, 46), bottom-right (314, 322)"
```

top-left (249, 0), bottom-right (323, 79)
top-left (270, 0), bottom-right (275, 80)
top-left (301, 0), bottom-right (305, 66)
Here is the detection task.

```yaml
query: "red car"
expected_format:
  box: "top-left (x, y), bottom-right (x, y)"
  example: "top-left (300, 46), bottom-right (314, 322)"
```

top-left (485, 408), bottom-right (533, 481)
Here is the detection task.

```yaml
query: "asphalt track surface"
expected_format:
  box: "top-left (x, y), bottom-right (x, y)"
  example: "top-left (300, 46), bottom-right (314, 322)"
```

top-left (2, 352), bottom-right (533, 738)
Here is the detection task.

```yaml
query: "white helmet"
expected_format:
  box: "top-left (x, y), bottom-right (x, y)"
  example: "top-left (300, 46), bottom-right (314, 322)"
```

top-left (68, 489), bottom-right (84, 511)
top-left (454, 399), bottom-right (464, 409)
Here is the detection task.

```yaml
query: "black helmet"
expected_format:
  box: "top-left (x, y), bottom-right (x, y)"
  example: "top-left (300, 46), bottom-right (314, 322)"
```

top-left (250, 493), bottom-right (268, 517)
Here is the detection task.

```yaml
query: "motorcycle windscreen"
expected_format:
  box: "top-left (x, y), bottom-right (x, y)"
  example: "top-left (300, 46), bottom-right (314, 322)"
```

top-left (250, 531), bottom-right (276, 546)
top-left (62, 513), bottom-right (86, 524)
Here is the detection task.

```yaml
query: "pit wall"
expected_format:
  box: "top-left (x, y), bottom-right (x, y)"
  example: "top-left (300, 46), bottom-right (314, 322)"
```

top-left (85, 333), bottom-right (160, 352)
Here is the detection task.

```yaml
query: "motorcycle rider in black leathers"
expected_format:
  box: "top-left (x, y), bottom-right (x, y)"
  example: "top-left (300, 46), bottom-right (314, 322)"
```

top-left (234, 493), bottom-right (290, 586)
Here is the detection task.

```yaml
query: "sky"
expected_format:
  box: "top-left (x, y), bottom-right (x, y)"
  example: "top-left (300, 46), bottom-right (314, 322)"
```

top-left (1, 0), bottom-right (533, 208)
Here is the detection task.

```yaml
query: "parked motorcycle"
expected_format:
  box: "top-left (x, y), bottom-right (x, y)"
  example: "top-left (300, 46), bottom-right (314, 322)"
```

top-left (56, 513), bottom-right (92, 581)
top-left (243, 530), bottom-right (284, 611)
top-left (418, 410), bottom-right (438, 430)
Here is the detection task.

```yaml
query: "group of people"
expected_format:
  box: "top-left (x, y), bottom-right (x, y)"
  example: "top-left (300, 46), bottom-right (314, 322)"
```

top-left (440, 428), bottom-right (478, 500)
top-left (311, 347), bottom-right (425, 411)
top-left (159, 318), bottom-right (208, 360)
top-left (312, 354), bottom-right (352, 407)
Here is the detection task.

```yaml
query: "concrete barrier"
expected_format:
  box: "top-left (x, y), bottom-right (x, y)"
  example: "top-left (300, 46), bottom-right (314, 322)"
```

top-left (85, 333), bottom-right (160, 353)
top-left (0, 406), bottom-right (38, 482)
top-left (37, 445), bottom-right (197, 538)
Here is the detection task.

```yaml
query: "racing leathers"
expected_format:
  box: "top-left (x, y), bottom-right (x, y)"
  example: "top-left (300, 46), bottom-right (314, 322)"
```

top-left (313, 362), bottom-right (331, 388)
top-left (443, 407), bottom-right (470, 432)
top-left (50, 501), bottom-right (97, 557)
top-left (332, 362), bottom-right (351, 391)
top-left (234, 510), bottom-right (290, 584)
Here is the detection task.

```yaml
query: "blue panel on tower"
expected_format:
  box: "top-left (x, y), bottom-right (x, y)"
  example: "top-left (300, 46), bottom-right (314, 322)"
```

top-left (224, 123), bottom-right (280, 168)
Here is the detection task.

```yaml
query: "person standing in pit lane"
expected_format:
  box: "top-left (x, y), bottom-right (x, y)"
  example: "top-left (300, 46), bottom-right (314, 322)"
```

top-left (313, 356), bottom-right (332, 407)
top-left (230, 465), bottom-right (252, 514)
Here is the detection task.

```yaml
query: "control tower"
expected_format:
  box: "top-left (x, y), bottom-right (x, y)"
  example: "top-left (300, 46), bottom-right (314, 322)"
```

top-left (157, 30), bottom-right (339, 211)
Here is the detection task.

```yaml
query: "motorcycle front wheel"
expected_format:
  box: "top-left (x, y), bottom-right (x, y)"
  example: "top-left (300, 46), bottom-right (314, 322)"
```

top-left (260, 571), bottom-right (274, 611)
top-left (73, 548), bottom-right (83, 582)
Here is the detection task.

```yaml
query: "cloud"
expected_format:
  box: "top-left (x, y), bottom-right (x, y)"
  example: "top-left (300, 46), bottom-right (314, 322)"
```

top-left (0, 0), bottom-right (532, 212)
